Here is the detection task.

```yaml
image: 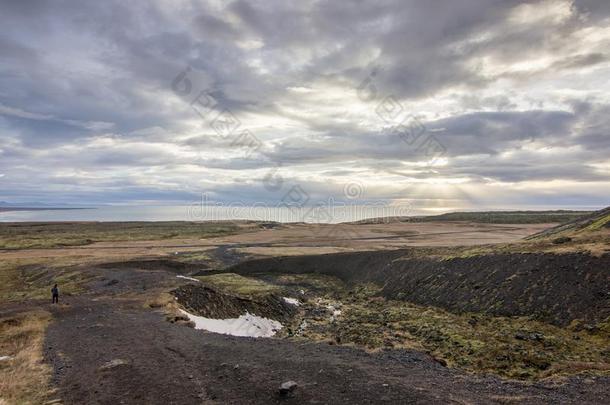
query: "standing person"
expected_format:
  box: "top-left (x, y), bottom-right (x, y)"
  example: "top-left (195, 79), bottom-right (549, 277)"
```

top-left (51, 284), bottom-right (59, 304)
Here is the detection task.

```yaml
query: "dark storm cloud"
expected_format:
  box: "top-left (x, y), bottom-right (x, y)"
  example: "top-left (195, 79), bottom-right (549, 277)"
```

top-left (0, 0), bottom-right (609, 207)
top-left (266, 110), bottom-right (577, 160)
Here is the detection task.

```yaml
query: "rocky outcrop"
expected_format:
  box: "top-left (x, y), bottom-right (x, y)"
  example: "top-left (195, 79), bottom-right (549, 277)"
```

top-left (172, 285), bottom-right (297, 323)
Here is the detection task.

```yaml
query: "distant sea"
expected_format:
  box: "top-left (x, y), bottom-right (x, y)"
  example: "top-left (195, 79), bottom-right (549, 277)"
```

top-left (0, 204), bottom-right (415, 224)
top-left (1, 203), bottom-right (598, 224)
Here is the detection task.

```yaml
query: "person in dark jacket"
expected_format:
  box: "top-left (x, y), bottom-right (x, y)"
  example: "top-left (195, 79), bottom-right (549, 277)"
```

top-left (51, 284), bottom-right (59, 304)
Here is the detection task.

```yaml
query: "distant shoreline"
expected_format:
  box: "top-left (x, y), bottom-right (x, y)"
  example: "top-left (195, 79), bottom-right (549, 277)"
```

top-left (0, 207), bottom-right (94, 212)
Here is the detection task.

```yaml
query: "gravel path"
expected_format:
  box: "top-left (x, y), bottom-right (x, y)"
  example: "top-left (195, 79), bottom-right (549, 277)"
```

top-left (43, 295), bottom-right (609, 404)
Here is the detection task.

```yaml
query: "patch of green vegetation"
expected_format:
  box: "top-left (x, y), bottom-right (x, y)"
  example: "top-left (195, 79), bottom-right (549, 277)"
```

top-left (239, 274), bottom-right (610, 381)
top-left (595, 317), bottom-right (610, 339)
top-left (0, 259), bottom-right (93, 301)
top-left (582, 213), bottom-right (610, 232)
top-left (197, 273), bottom-right (281, 297)
top-left (331, 289), bottom-right (610, 380)
top-left (170, 268), bottom-right (610, 380)
top-left (0, 221), bottom-right (245, 250)
top-left (264, 273), bottom-right (346, 294)
top-left (411, 211), bottom-right (592, 224)
top-left (173, 251), bottom-right (213, 263)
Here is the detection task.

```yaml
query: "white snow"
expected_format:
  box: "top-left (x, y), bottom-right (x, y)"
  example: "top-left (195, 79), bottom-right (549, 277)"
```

top-left (282, 297), bottom-right (301, 306)
top-left (326, 304), bottom-right (342, 321)
top-left (179, 309), bottom-right (282, 338)
top-left (0, 355), bottom-right (12, 361)
top-left (176, 275), bottom-right (200, 282)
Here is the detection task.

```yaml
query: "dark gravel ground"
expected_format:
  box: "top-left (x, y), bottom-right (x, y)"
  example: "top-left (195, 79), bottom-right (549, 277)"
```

top-left (42, 293), bottom-right (610, 404)
top-left (227, 251), bottom-right (610, 326)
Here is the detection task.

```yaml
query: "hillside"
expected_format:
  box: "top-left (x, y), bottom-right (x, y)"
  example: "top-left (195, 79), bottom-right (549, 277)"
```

top-left (225, 250), bottom-right (610, 327)
top-left (351, 210), bottom-right (592, 225)
top-left (527, 206), bottom-right (610, 240)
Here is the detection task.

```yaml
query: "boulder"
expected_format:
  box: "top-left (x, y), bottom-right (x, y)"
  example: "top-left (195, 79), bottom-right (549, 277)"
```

top-left (279, 380), bottom-right (298, 397)
top-left (99, 358), bottom-right (129, 370)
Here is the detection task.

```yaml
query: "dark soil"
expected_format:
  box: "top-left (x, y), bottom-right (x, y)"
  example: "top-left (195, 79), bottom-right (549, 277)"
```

top-left (214, 244), bottom-right (247, 266)
top-left (97, 259), bottom-right (208, 274)
top-left (381, 253), bottom-right (610, 326)
top-left (226, 251), bottom-right (610, 326)
top-left (225, 249), bottom-right (406, 283)
top-left (173, 284), bottom-right (297, 323)
top-left (5, 248), bottom-right (607, 404)
top-left (43, 294), bottom-right (610, 404)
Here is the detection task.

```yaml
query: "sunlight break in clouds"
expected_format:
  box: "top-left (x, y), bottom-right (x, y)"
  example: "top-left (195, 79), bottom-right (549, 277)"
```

top-left (0, 0), bottom-right (609, 211)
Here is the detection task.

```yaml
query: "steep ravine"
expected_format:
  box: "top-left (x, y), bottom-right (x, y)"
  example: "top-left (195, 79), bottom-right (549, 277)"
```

top-left (224, 251), bottom-right (610, 326)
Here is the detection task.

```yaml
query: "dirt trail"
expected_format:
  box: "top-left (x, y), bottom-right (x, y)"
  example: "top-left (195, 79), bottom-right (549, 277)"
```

top-left (43, 295), bottom-right (609, 404)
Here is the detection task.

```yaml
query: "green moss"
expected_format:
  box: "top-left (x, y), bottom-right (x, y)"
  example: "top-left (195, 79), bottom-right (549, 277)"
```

top-left (259, 273), bottom-right (348, 296)
top-left (595, 317), bottom-right (610, 339)
top-left (170, 270), bottom-right (610, 380)
top-left (261, 273), bottom-right (610, 380)
top-left (583, 213), bottom-right (610, 232)
top-left (197, 273), bottom-right (280, 297)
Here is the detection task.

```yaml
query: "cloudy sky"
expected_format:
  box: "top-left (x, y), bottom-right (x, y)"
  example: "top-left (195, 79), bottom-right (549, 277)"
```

top-left (1, 0), bottom-right (609, 213)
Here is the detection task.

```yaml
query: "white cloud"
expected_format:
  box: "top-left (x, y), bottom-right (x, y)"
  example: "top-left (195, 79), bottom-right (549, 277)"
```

top-left (0, 0), bottom-right (608, 209)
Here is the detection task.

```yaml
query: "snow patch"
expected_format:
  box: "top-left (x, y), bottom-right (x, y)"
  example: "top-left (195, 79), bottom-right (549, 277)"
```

top-left (179, 309), bottom-right (282, 338)
top-left (176, 275), bottom-right (200, 282)
top-left (326, 304), bottom-right (342, 321)
top-left (0, 355), bottom-right (12, 361)
top-left (282, 297), bottom-right (301, 306)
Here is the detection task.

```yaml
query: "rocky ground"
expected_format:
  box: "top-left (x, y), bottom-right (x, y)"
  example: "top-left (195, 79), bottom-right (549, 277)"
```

top-left (1, 217), bottom-right (609, 404)
top-left (40, 266), bottom-right (609, 404)
top-left (227, 251), bottom-right (610, 326)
